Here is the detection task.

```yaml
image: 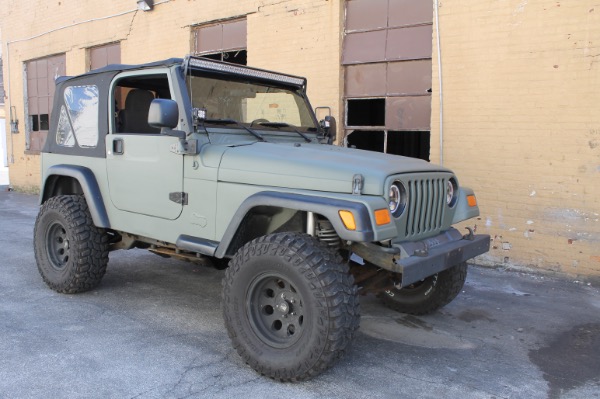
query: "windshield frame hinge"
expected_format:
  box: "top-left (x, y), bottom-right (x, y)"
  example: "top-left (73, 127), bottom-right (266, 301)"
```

top-left (170, 139), bottom-right (198, 155)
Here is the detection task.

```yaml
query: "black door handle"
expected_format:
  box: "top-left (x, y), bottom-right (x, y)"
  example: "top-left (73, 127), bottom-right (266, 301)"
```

top-left (113, 139), bottom-right (124, 155)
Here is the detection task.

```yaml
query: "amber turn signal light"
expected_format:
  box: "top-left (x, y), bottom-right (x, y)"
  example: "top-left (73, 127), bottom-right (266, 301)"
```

top-left (467, 195), bottom-right (477, 207)
top-left (339, 210), bottom-right (356, 230)
top-left (374, 209), bottom-right (391, 225)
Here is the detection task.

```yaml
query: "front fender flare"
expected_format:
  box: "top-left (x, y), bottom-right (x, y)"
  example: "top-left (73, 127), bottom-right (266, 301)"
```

top-left (41, 165), bottom-right (111, 228)
top-left (214, 191), bottom-right (375, 258)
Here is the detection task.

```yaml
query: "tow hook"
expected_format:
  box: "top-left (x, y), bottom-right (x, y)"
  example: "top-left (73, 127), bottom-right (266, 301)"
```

top-left (463, 227), bottom-right (475, 241)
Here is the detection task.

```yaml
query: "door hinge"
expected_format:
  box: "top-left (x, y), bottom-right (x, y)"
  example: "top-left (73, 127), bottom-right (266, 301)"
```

top-left (170, 139), bottom-right (198, 155)
top-left (169, 192), bottom-right (188, 205)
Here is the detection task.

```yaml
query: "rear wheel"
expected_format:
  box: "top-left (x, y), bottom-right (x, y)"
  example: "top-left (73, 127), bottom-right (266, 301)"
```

top-left (380, 262), bottom-right (468, 315)
top-left (33, 195), bottom-right (109, 293)
top-left (222, 232), bottom-right (359, 381)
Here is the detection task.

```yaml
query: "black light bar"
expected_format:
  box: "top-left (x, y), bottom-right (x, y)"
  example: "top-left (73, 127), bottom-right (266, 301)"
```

top-left (188, 57), bottom-right (305, 87)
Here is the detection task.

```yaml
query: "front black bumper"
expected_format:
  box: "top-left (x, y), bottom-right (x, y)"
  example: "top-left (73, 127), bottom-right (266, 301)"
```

top-left (351, 228), bottom-right (491, 287)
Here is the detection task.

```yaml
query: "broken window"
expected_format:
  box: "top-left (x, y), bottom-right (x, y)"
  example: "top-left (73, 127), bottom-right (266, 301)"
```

top-left (343, 0), bottom-right (433, 160)
top-left (193, 19), bottom-right (247, 65)
top-left (200, 50), bottom-right (247, 65)
top-left (26, 54), bottom-right (66, 153)
top-left (346, 130), bottom-right (385, 153)
top-left (345, 130), bottom-right (430, 162)
top-left (387, 131), bottom-right (430, 161)
top-left (346, 98), bottom-right (386, 127)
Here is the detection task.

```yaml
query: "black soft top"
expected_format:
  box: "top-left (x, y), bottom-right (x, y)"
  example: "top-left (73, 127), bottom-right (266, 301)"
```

top-left (55, 58), bottom-right (184, 84)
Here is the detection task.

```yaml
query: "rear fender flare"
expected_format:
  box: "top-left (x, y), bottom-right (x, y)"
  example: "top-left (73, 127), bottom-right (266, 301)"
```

top-left (41, 165), bottom-right (110, 228)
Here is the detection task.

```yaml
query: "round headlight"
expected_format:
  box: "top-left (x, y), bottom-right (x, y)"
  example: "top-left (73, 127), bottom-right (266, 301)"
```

top-left (389, 181), bottom-right (407, 217)
top-left (446, 178), bottom-right (458, 207)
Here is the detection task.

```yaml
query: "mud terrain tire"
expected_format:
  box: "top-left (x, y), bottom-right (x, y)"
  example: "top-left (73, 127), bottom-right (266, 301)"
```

top-left (34, 195), bottom-right (109, 294)
top-left (381, 262), bottom-right (468, 315)
top-left (223, 232), bottom-right (360, 381)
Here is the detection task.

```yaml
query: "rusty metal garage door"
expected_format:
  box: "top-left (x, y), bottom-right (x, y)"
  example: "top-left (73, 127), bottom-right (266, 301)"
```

top-left (343, 0), bottom-right (432, 160)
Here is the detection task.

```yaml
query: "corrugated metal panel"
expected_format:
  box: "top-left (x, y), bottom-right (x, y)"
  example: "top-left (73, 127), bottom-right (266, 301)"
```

top-left (345, 63), bottom-right (387, 97)
top-left (389, 0), bottom-right (433, 27)
top-left (386, 96), bottom-right (431, 130)
top-left (90, 43), bottom-right (121, 71)
top-left (195, 19), bottom-right (247, 54)
top-left (346, 0), bottom-right (388, 31)
top-left (222, 19), bottom-right (247, 50)
top-left (342, 30), bottom-right (387, 64)
top-left (387, 60), bottom-right (432, 95)
top-left (386, 25), bottom-right (433, 61)
top-left (195, 24), bottom-right (222, 53)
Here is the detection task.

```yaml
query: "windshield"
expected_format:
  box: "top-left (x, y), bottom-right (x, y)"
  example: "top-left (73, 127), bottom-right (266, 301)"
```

top-left (187, 74), bottom-right (317, 131)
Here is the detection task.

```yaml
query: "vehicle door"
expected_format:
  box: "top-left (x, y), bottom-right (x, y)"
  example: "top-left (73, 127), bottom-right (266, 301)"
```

top-left (105, 70), bottom-right (184, 220)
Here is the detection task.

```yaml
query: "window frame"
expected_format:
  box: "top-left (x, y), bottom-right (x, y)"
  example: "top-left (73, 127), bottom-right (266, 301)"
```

top-left (24, 54), bottom-right (66, 154)
top-left (108, 69), bottom-right (175, 135)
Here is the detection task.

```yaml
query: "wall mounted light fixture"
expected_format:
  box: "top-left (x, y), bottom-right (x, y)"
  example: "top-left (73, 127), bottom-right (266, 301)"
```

top-left (137, 0), bottom-right (154, 11)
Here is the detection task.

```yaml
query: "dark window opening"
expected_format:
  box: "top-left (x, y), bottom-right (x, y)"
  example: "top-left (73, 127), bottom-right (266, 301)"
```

top-left (31, 115), bottom-right (39, 132)
top-left (347, 98), bottom-right (385, 126)
top-left (387, 131), bottom-right (430, 161)
top-left (40, 114), bottom-right (50, 131)
top-left (201, 50), bottom-right (247, 65)
top-left (346, 130), bottom-right (385, 152)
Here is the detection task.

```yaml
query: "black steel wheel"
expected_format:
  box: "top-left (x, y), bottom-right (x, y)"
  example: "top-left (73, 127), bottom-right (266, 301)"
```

top-left (381, 262), bottom-right (468, 315)
top-left (33, 195), bottom-right (109, 293)
top-left (45, 221), bottom-right (71, 271)
top-left (223, 232), bottom-right (360, 381)
top-left (246, 272), bottom-right (305, 349)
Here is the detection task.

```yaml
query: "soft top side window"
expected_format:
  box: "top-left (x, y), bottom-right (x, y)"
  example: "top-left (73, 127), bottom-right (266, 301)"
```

top-left (56, 85), bottom-right (100, 148)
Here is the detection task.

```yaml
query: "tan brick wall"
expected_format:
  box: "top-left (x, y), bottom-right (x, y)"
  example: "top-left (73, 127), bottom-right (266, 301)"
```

top-left (248, 0), bottom-right (344, 138)
top-left (431, 0), bottom-right (600, 277)
top-left (1, 0), bottom-right (343, 191)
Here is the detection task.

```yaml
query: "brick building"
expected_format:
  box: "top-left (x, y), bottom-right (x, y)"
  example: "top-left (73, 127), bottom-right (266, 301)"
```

top-left (1, 0), bottom-right (599, 278)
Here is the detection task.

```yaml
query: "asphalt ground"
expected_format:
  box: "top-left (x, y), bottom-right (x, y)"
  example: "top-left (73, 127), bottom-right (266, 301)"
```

top-left (1, 187), bottom-right (599, 399)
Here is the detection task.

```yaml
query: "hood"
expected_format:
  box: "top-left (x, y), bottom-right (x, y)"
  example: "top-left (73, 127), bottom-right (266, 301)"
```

top-left (217, 142), bottom-right (451, 195)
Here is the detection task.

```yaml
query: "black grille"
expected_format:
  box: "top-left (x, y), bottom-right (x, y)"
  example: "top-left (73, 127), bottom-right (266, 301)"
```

top-left (405, 178), bottom-right (445, 237)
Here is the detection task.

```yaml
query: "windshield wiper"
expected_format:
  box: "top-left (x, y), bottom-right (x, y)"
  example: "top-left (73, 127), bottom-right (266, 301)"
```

top-left (204, 118), bottom-right (266, 142)
top-left (257, 122), bottom-right (312, 143)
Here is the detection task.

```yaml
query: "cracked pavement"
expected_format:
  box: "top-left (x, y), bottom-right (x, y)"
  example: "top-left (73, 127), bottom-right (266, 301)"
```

top-left (1, 187), bottom-right (599, 399)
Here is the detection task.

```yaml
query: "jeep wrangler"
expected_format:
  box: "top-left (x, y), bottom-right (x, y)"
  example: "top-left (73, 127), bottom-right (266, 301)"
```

top-left (34, 56), bottom-right (490, 381)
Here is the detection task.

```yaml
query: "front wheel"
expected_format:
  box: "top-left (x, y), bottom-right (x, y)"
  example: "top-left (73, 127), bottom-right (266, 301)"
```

top-left (33, 195), bottom-right (109, 294)
top-left (380, 262), bottom-right (468, 315)
top-left (222, 232), bottom-right (360, 381)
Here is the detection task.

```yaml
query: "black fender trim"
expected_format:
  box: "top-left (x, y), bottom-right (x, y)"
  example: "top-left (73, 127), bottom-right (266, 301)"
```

top-left (41, 165), bottom-right (111, 228)
top-left (214, 191), bottom-right (375, 258)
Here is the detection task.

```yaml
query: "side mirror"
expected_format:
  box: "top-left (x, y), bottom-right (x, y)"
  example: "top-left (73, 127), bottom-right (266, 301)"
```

top-left (149, 99), bottom-right (179, 129)
top-left (319, 115), bottom-right (337, 144)
top-left (148, 99), bottom-right (185, 139)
